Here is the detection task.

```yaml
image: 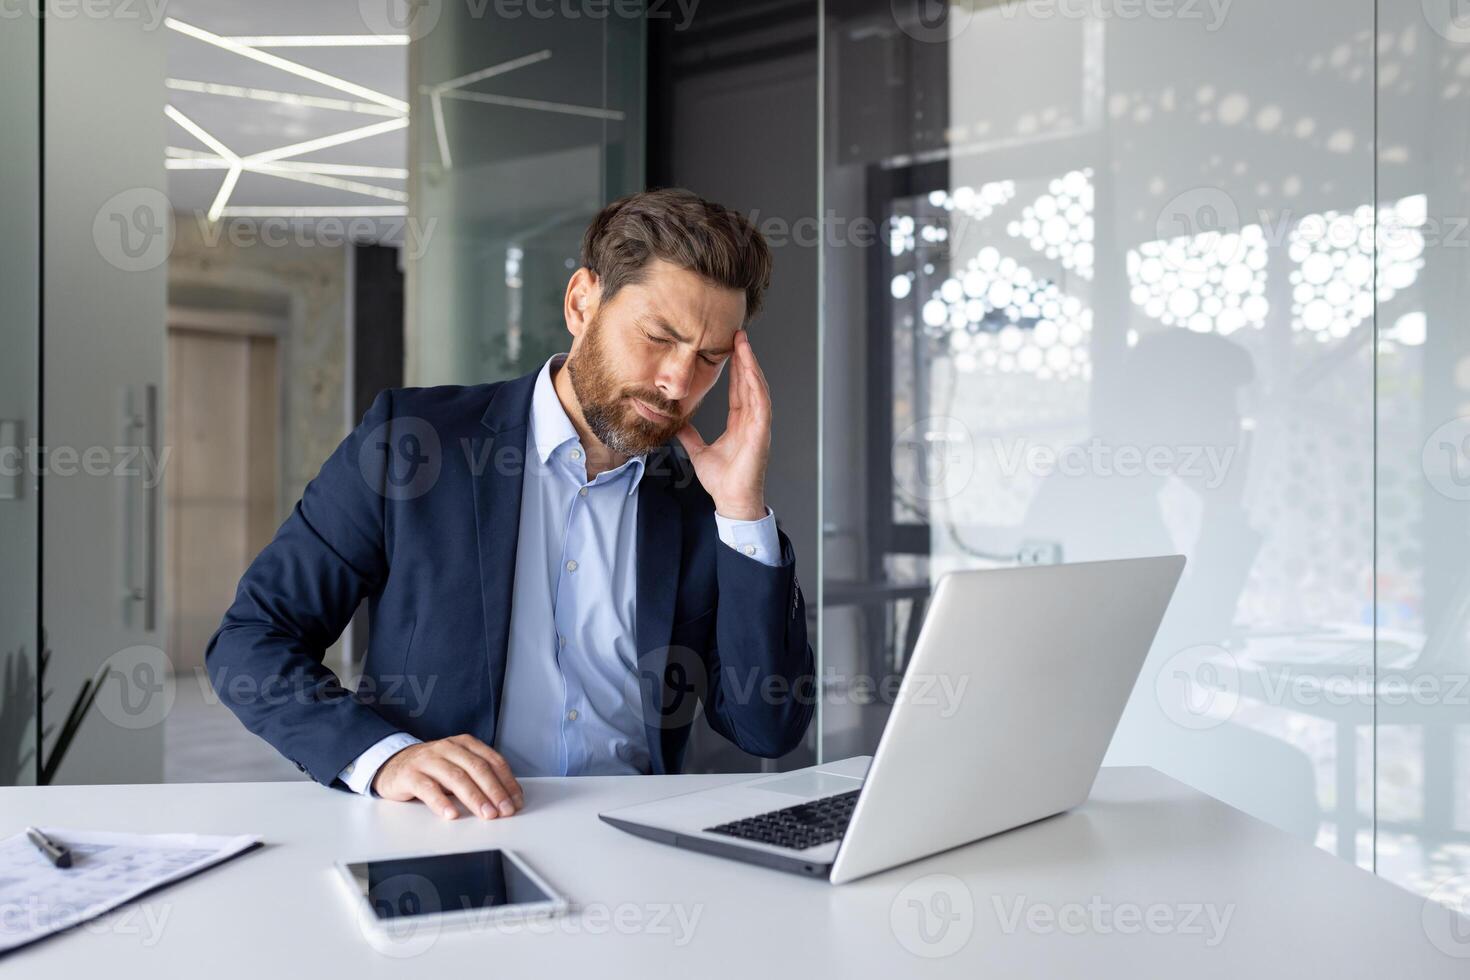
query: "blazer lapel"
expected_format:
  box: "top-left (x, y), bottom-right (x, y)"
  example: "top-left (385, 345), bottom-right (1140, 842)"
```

top-left (472, 372), bottom-right (538, 744)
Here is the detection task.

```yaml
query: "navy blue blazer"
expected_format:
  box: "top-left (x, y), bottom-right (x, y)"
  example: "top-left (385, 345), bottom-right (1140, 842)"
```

top-left (206, 367), bottom-right (816, 787)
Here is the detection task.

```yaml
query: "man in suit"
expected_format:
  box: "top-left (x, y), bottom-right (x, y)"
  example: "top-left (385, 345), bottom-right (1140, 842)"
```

top-left (206, 188), bottom-right (815, 820)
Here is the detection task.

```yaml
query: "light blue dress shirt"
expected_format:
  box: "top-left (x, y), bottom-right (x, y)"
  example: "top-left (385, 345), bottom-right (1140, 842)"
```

top-left (337, 353), bottom-right (780, 794)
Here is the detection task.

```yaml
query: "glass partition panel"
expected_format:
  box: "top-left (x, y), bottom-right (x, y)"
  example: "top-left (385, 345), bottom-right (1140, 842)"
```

top-left (406, 5), bottom-right (645, 387)
top-left (0, 9), bottom-right (40, 787)
top-left (1375, 0), bottom-right (1470, 904)
top-left (821, 0), bottom-right (1377, 865)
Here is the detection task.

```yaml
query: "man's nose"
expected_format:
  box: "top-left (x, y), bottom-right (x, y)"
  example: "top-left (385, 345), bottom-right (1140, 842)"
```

top-left (655, 354), bottom-right (696, 403)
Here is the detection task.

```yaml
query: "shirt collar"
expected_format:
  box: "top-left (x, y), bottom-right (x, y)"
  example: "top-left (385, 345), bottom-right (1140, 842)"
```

top-left (530, 352), bottom-right (646, 495)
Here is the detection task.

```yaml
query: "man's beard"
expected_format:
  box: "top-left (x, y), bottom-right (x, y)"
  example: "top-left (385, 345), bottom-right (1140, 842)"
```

top-left (565, 316), bottom-right (685, 457)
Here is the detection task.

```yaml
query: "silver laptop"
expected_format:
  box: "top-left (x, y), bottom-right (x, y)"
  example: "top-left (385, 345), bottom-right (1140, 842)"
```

top-left (600, 555), bottom-right (1186, 884)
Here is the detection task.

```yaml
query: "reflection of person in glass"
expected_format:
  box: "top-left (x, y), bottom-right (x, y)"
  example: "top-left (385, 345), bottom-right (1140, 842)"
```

top-left (1023, 330), bottom-right (1319, 841)
top-left (1022, 330), bottom-right (1259, 641)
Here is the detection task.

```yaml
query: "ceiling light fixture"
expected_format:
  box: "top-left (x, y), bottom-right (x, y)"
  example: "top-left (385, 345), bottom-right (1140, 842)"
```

top-left (165, 78), bottom-right (402, 118)
top-left (219, 206), bottom-right (408, 218)
top-left (165, 18), bottom-right (409, 114)
top-left (219, 35), bottom-right (410, 47)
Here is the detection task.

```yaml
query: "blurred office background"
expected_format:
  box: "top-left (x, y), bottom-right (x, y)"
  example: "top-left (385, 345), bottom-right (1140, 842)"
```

top-left (2, 0), bottom-right (1467, 910)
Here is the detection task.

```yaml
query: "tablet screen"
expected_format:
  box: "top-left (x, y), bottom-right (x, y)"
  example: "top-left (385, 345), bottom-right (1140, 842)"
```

top-left (344, 849), bottom-right (555, 921)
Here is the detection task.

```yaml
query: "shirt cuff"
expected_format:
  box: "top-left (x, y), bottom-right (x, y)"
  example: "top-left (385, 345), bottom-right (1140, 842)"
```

top-left (714, 506), bottom-right (781, 566)
top-left (339, 732), bottom-right (421, 796)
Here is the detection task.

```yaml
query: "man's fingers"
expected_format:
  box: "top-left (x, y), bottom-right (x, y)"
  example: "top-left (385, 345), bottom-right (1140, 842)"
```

top-left (675, 423), bottom-right (707, 460)
top-left (451, 735), bottom-right (525, 806)
top-left (410, 774), bottom-right (460, 821)
top-left (423, 758), bottom-right (497, 820)
top-left (445, 745), bottom-right (518, 816)
top-left (727, 339), bottom-right (744, 413)
top-left (740, 331), bottom-right (771, 419)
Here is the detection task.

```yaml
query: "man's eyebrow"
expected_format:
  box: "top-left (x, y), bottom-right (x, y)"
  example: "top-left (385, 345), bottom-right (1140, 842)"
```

top-left (640, 315), bottom-right (734, 357)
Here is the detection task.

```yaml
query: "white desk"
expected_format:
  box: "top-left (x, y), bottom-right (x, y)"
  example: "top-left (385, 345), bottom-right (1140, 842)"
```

top-left (3, 767), bottom-right (1465, 977)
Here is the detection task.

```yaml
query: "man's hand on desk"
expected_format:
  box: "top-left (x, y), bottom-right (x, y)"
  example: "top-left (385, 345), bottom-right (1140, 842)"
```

top-left (370, 734), bottom-right (525, 820)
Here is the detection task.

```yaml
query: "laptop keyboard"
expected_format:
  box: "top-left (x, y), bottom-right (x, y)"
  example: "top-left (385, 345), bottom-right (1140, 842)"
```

top-left (704, 790), bottom-right (861, 851)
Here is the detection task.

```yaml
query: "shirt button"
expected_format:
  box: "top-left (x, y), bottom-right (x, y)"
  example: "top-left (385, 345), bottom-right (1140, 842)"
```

top-left (570, 448), bottom-right (581, 460)
top-left (579, 487), bottom-right (588, 497)
top-left (566, 559), bottom-right (578, 572)
top-left (566, 709), bottom-right (579, 721)
top-left (744, 544), bottom-right (757, 556)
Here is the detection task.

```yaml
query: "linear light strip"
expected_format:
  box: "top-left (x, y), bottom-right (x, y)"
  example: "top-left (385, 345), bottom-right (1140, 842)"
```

top-left (245, 167), bottom-right (408, 202)
top-left (438, 88), bottom-right (625, 121)
top-left (165, 78), bottom-right (402, 118)
top-left (431, 89), bottom-right (452, 170)
top-left (165, 18), bottom-right (409, 113)
top-left (219, 35), bottom-right (409, 47)
top-left (219, 206), bottom-right (407, 217)
top-left (164, 105), bottom-right (239, 162)
top-left (434, 49), bottom-right (552, 93)
top-left (209, 164), bottom-right (244, 222)
top-left (167, 149), bottom-right (407, 179)
top-left (243, 117), bottom-right (409, 165)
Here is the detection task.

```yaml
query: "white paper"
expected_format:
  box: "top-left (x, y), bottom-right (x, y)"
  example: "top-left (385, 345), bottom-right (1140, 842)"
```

top-left (0, 827), bottom-right (260, 953)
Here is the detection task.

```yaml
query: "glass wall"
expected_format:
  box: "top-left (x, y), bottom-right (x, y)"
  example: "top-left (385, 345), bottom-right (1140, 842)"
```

top-left (406, 4), bottom-right (645, 387)
top-left (1376, 0), bottom-right (1470, 905)
top-left (821, 0), bottom-right (1467, 902)
top-left (0, 8), bottom-right (41, 787)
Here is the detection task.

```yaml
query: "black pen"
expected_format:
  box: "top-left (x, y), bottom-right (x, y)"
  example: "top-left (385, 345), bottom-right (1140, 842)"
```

top-left (26, 827), bottom-right (73, 869)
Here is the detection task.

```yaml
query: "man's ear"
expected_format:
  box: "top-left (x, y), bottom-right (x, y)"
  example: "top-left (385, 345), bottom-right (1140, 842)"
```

top-left (564, 267), bottom-right (601, 339)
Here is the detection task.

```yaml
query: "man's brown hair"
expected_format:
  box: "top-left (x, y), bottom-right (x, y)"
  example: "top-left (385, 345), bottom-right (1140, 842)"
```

top-left (579, 187), bottom-right (772, 321)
